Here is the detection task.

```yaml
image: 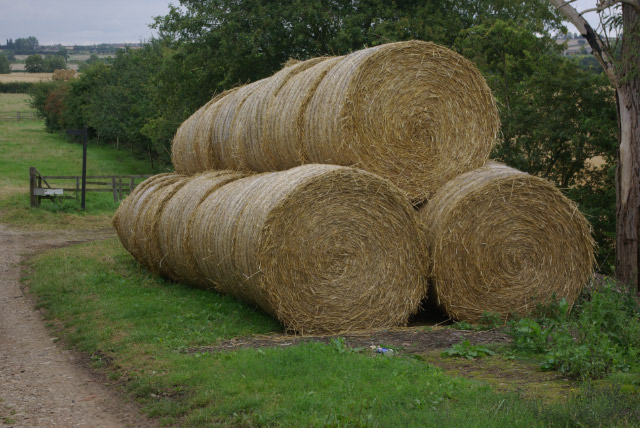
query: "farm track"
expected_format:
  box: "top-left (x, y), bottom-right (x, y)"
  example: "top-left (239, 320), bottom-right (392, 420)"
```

top-left (0, 225), bottom-right (157, 428)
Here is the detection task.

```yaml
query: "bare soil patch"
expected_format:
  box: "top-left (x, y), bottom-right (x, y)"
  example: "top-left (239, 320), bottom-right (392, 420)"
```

top-left (189, 325), bottom-right (511, 354)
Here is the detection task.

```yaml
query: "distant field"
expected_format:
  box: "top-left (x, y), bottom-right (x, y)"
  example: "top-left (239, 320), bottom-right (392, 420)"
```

top-left (0, 72), bottom-right (51, 82)
top-left (10, 63), bottom-right (79, 71)
top-left (68, 53), bottom-right (113, 61)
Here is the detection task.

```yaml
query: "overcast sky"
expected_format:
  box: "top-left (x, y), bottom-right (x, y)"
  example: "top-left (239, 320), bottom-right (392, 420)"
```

top-left (0, 0), bottom-right (174, 45)
top-left (0, 0), bottom-right (605, 46)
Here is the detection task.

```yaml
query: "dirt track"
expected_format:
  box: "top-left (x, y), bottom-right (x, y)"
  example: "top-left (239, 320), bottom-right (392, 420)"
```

top-left (0, 225), bottom-right (156, 428)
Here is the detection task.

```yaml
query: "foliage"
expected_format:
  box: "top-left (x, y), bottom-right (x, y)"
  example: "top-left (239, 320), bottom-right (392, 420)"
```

top-left (24, 54), bottom-right (67, 73)
top-left (441, 340), bottom-right (496, 359)
top-left (508, 280), bottom-right (640, 380)
top-left (0, 82), bottom-right (33, 93)
top-left (0, 52), bottom-right (10, 74)
top-left (7, 36), bottom-right (39, 54)
top-left (77, 53), bottom-right (104, 72)
top-left (25, 54), bottom-right (44, 73)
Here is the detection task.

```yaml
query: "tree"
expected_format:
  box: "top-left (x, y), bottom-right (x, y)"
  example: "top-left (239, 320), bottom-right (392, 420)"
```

top-left (549, 0), bottom-right (640, 291)
top-left (14, 37), bottom-right (38, 54)
top-left (25, 54), bottom-right (44, 72)
top-left (0, 52), bottom-right (10, 74)
top-left (44, 55), bottom-right (67, 72)
top-left (56, 47), bottom-right (69, 60)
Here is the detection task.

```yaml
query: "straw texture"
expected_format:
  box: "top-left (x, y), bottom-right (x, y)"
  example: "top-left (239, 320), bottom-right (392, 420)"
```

top-left (418, 162), bottom-right (595, 322)
top-left (157, 170), bottom-right (247, 283)
top-left (171, 41), bottom-right (500, 201)
top-left (113, 165), bottom-right (427, 334)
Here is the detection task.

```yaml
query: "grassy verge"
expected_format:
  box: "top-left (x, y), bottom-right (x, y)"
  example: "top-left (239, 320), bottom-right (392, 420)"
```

top-left (26, 238), bottom-right (584, 428)
top-left (0, 93), bottom-right (156, 229)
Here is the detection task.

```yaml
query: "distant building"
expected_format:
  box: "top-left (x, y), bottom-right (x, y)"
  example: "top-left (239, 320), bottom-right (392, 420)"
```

top-left (555, 33), bottom-right (593, 55)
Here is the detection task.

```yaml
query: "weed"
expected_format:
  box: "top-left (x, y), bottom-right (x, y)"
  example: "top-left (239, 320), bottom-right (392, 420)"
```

top-left (508, 279), bottom-right (640, 380)
top-left (441, 339), bottom-right (496, 360)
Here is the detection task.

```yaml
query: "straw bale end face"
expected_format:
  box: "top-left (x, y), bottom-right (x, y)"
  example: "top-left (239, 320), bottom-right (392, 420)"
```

top-left (256, 166), bottom-right (429, 333)
top-left (419, 163), bottom-right (595, 322)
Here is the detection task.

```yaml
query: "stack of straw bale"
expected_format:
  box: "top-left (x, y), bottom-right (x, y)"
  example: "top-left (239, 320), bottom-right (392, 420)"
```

top-left (114, 40), bottom-right (595, 331)
top-left (171, 40), bottom-right (501, 202)
top-left (418, 162), bottom-right (595, 322)
top-left (113, 165), bottom-right (428, 334)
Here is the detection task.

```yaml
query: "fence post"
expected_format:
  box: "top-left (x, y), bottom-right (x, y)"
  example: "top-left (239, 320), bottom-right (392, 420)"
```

top-left (29, 167), bottom-right (37, 207)
top-left (112, 177), bottom-right (117, 203)
top-left (17, 112), bottom-right (20, 121)
top-left (129, 177), bottom-right (135, 194)
top-left (76, 176), bottom-right (80, 200)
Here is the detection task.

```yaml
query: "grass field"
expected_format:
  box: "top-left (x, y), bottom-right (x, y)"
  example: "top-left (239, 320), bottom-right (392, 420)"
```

top-left (0, 93), bottom-right (32, 112)
top-left (0, 93), bottom-right (157, 229)
top-left (0, 72), bottom-right (52, 82)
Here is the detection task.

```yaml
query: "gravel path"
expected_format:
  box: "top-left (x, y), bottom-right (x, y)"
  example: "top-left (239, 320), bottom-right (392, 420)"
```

top-left (0, 225), bottom-right (157, 428)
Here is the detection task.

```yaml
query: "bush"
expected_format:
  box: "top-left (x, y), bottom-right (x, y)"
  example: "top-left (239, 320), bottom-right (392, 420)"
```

top-left (28, 80), bottom-right (69, 131)
top-left (509, 279), bottom-right (640, 380)
top-left (0, 81), bottom-right (35, 93)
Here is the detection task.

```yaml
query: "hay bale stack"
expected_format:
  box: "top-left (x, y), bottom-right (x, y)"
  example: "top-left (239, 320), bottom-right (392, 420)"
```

top-left (157, 170), bottom-right (247, 283)
top-left (171, 41), bottom-right (500, 201)
top-left (418, 162), bottom-right (595, 322)
top-left (113, 165), bottom-right (427, 334)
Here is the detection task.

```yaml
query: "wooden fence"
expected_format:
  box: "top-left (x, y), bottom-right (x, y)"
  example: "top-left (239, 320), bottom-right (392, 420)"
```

top-left (29, 167), bottom-right (151, 207)
top-left (0, 111), bottom-right (38, 121)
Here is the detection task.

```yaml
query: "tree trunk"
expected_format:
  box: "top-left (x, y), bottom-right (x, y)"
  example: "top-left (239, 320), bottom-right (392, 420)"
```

top-left (616, 87), bottom-right (640, 291)
top-left (616, 4), bottom-right (640, 292)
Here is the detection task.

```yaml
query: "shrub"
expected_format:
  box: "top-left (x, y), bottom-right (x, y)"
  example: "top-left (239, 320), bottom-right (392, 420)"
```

top-left (0, 81), bottom-right (34, 93)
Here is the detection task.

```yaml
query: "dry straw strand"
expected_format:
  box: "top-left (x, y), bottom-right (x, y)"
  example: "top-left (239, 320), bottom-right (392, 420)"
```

top-left (418, 162), bottom-right (595, 322)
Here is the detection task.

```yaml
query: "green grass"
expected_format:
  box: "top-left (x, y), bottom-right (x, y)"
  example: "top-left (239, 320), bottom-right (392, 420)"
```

top-left (0, 93), bottom-right (158, 229)
top-left (0, 93), bottom-right (31, 112)
top-left (26, 238), bottom-right (582, 427)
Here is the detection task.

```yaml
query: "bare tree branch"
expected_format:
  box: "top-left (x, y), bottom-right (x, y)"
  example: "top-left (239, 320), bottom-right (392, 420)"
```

top-left (549, 0), bottom-right (619, 85)
top-left (581, 0), bottom-right (639, 14)
top-left (553, 0), bottom-right (580, 9)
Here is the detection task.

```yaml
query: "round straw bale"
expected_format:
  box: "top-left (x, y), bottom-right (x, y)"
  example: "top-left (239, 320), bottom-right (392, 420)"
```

top-left (303, 40), bottom-right (500, 201)
top-left (265, 56), bottom-right (342, 169)
top-left (418, 162), bottom-right (595, 322)
top-left (171, 41), bottom-right (499, 202)
top-left (231, 57), bottom-right (330, 171)
top-left (132, 175), bottom-right (189, 272)
top-left (171, 104), bottom-right (210, 175)
top-left (157, 170), bottom-right (247, 283)
top-left (113, 173), bottom-right (179, 261)
top-left (190, 164), bottom-right (427, 334)
top-left (209, 80), bottom-right (264, 170)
